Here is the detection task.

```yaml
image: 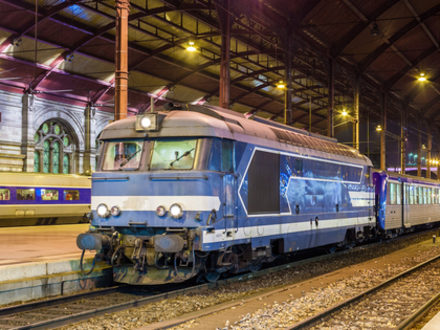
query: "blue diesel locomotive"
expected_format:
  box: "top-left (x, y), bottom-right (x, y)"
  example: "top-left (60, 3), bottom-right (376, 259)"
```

top-left (77, 104), bottom-right (439, 284)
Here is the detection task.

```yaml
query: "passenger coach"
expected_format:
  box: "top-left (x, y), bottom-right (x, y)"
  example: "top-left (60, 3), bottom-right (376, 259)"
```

top-left (0, 172), bottom-right (91, 226)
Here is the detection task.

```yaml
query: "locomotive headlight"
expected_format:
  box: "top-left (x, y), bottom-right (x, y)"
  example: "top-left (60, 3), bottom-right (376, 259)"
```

top-left (156, 205), bottom-right (167, 217)
top-left (169, 203), bottom-right (183, 219)
top-left (96, 203), bottom-right (110, 218)
top-left (136, 113), bottom-right (159, 131)
top-left (110, 205), bottom-right (121, 217)
top-left (140, 116), bottom-right (152, 129)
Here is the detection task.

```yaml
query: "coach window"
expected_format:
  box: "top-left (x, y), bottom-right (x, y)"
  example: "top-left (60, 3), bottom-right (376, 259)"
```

top-left (17, 189), bottom-right (35, 200)
top-left (409, 185), bottom-right (415, 204)
top-left (41, 189), bottom-right (59, 201)
top-left (64, 190), bottom-right (80, 200)
top-left (396, 183), bottom-right (401, 204)
top-left (427, 188), bottom-right (432, 204)
top-left (0, 189), bottom-right (10, 200)
top-left (34, 121), bottom-right (75, 174)
top-left (389, 183), bottom-right (395, 204)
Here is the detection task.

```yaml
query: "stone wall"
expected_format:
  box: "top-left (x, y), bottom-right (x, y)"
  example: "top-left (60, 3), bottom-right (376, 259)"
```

top-left (0, 89), bottom-right (113, 173)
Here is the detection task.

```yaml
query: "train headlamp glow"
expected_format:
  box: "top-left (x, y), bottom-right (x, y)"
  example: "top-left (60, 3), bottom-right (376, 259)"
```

top-left (156, 205), bottom-right (167, 217)
top-left (136, 113), bottom-right (158, 131)
top-left (96, 203), bottom-right (110, 218)
top-left (169, 203), bottom-right (183, 219)
top-left (110, 205), bottom-right (121, 217)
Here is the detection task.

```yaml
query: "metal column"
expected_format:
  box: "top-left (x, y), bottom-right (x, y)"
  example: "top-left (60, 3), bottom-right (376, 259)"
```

top-left (285, 34), bottom-right (293, 125)
top-left (427, 132), bottom-right (432, 179)
top-left (353, 76), bottom-right (360, 150)
top-left (400, 108), bottom-right (406, 175)
top-left (417, 125), bottom-right (422, 177)
top-left (327, 58), bottom-right (334, 137)
top-left (380, 93), bottom-right (387, 171)
top-left (114, 0), bottom-right (129, 121)
top-left (216, 0), bottom-right (231, 109)
top-left (83, 103), bottom-right (92, 175)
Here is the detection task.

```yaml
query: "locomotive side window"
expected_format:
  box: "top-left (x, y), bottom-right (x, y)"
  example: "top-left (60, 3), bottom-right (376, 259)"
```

top-left (17, 189), bottom-right (35, 200)
top-left (41, 189), bottom-right (59, 201)
top-left (150, 139), bottom-right (196, 170)
top-left (248, 150), bottom-right (280, 214)
top-left (222, 140), bottom-right (234, 172)
top-left (64, 190), bottom-right (80, 200)
top-left (102, 140), bottom-right (143, 171)
top-left (0, 189), bottom-right (10, 200)
top-left (206, 138), bottom-right (234, 172)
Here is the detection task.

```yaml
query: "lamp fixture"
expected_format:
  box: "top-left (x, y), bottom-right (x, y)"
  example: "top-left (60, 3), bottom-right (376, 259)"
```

top-left (376, 124), bottom-right (383, 132)
top-left (276, 80), bottom-right (286, 89)
top-left (341, 109), bottom-right (348, 117)
top-left (186, 41), bottom-right (196, 52)
top-left (417, 72), bottom-right (427, 82)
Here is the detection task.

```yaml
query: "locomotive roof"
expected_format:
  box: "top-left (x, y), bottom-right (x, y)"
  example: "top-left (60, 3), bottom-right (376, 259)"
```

top-left (101, 104), bottom-right (372, 166)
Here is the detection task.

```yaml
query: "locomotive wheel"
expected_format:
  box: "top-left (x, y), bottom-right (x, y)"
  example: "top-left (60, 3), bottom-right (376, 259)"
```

top-left (205, 271), bottom-right (221, 282)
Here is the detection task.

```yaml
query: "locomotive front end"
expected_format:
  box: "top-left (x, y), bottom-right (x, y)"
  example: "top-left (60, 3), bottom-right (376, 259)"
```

top-left (77, 108), bottom-right (231, 284)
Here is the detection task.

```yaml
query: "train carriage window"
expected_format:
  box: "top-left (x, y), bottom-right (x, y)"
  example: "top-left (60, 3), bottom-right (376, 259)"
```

top-left (396, 183), bottom-right (401, 205)
top-left (404, 185), bottom-right (409, 205)
top-left (427, 188), bottom-right (432, 204)
top-left (102, 140), bottom-right (144, 171)
top-left (222, 140), bottom-right (234, 172)
top-left (64, 190), bottom-right (80, 200)
top-left (423, 187), bottom-right (428, 204)
top-left (409, 185), bottom-right (415, 205)
top-left (389, 183), bottom-right (396, 205)
top-left (150, 139), bottom-right (196, 170)
top-left (17, 189), bottom-right (35, 201)
top-left (41, 189), bottom-right (59, 201)
top-left (0, 189), bottom-right (10, 200)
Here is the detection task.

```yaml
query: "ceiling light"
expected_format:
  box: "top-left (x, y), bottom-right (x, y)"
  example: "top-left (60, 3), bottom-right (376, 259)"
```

top-left (341, 109), bottom-right (348, 117)
top-left (276, 81), bottom-right (286, 89)
top-left (417, 72), bottom-right (427, 82)
top-left (376, 124), bottom-right (382, 132)
top-left (186, 41), bottom-right (196, 52)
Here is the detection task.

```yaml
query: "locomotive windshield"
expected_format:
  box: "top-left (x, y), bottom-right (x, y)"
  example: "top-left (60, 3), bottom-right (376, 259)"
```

top-left (102, 140), bottom-right (143, 171)
top-left (150, 139), bottom-right (196, 170)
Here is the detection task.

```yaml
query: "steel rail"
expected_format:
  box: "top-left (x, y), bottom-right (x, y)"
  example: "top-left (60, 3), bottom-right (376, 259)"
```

top-left (397, 290), bottom-right (440, 330)
top-left (288, 254), bottom-right (440, 329)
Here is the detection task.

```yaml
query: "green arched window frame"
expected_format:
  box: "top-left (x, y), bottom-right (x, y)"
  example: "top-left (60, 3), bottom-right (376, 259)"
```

top-left (34, 120), bottom-right (75, 174)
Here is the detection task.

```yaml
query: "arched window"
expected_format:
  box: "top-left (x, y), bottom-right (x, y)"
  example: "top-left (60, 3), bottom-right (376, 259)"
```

top-left (34, 120), bottom-right (75, 174)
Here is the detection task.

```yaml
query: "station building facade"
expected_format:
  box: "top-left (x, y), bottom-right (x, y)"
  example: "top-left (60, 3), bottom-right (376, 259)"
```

top-left (0, 89), bottom-right (113, 173)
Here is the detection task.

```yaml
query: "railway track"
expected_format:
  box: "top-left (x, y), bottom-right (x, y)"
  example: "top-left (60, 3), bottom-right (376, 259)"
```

top-left (0, 284), bottom-right (198, 329)
top-left (2, 230), bottom-right (437, 329)
top-left (0, 247), bottom-right (351, 329)
top-left (288, 254), bottom-right (440, 329)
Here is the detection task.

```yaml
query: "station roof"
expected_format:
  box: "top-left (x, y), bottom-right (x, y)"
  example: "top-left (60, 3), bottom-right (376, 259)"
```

top-left (0, 0), bottom-right (439, 133)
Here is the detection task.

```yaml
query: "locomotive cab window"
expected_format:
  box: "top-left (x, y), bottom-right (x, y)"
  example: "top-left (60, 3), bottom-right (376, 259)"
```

top-left (0, 189), bottom-right (10, 200)
top-left (150, 139), bottom-right (197, 170)
top-left (102, 140), bottom-right (144, 171)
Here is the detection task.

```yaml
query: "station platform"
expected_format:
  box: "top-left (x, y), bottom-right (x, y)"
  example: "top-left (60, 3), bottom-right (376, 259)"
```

top-left (0, 224), bottom-right (112, 305)
top-left (0, 224), bottom-right (90, 266)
